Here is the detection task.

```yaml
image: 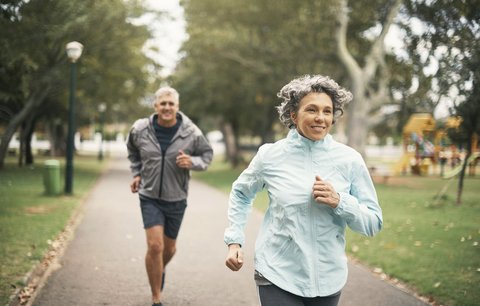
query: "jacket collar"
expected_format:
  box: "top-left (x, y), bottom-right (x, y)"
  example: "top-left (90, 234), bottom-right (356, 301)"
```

top-left (148, 111), bottom-right (194, 138)
top-left (287, 128), bottom-right (332, 150)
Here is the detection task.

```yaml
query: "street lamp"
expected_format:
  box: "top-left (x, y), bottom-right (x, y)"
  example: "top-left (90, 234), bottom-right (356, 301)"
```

top-left (97, 103), bottom-right (106, 161)
top-left (65, 41), bottom-right (83, 194)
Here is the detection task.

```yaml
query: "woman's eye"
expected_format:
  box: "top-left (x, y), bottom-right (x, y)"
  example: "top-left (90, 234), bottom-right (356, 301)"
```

top-left (306, 109), bottom-right (316, 113)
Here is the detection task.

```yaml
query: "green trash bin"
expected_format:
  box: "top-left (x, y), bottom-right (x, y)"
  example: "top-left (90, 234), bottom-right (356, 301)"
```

top-left (44, 159), bottom-right (61, 196)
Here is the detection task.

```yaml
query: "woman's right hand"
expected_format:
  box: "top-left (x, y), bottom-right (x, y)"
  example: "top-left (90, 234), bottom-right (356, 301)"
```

top-left (225, 244), bottom-right (244, 271)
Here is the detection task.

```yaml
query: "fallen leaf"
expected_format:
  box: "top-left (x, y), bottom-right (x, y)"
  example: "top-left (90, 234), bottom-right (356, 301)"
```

top-left (373, 267), bottom-right (383, 274)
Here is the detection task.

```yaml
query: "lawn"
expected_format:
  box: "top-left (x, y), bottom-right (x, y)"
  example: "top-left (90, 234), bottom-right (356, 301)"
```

top-left (0, 155), bottom-right (107, 305)
top-left (193, 157), bottom-right (480, 306)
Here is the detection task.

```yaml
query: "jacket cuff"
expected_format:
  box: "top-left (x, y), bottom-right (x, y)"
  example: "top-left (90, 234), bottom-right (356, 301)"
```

top-left (333, 192), bottom-right (355, 220)
top-left (224, 228), bottom-right (245, 246)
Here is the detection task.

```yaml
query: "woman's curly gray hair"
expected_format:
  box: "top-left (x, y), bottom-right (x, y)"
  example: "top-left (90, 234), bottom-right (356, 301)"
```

top-left (276, 74), bottom-right (353, 128)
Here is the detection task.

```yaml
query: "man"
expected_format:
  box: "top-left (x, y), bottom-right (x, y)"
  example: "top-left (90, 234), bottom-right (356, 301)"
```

top-left (127, 86), bottom-right (213, 306)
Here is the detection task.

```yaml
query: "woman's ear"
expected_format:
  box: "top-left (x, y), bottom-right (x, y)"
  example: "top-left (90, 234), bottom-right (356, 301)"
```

top-left (290, 112), bottom-right (297, 124)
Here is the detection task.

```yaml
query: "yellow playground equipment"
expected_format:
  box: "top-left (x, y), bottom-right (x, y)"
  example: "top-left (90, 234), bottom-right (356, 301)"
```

top-left (392, 113), bottom-right (477, 176)
top-left (393, 113), bottom-right (436, 175)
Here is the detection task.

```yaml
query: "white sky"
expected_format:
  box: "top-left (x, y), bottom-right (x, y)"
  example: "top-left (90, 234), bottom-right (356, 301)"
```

top-left (142, 0), bottom-right (186, 76)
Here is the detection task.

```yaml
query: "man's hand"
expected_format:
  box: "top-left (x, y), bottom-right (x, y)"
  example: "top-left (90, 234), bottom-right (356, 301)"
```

top-left (225, 244), bottom-right (244, 271)
top-left (312, 175), bottom-right (340, 208)
top-left (176, 150), bottom-right (193, 169)
top-left (130, 176), bottom-right (141, 193)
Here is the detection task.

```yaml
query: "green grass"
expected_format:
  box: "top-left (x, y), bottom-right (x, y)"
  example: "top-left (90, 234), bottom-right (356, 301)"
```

top-left (194, 157), bottom-right (480, 306)
top-left (347, 178), bottom-right (480, 306)
top-left (0, 155), bottom-right (107, 305)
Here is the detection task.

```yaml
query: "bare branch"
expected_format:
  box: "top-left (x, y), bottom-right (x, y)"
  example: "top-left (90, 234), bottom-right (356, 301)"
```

top-left (335, 0), bottom-right (362, 80)
top-left (364, 0), bottom-right (403, 79)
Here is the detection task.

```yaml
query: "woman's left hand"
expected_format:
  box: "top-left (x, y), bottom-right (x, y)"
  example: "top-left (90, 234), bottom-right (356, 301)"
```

top-left (312, 175), bottom-right (340, 208)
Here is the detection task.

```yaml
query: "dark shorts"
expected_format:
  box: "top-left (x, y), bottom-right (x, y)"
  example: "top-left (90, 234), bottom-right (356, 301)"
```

top-left (139, 195), bottom-right (187, 239)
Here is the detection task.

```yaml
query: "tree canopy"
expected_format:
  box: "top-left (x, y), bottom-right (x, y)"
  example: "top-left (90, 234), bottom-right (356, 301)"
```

top-left (0, 0), bottom-right (158, 167)
top-left (172, 0), bottom-right (479, 165)
top-left (2, 0), bottom-right (478, 170)
top-left (173, 0), bottom-right (409, 162)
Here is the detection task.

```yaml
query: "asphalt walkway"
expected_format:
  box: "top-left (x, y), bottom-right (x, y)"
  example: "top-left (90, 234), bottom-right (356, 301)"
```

top-left (32, 157), bottom-right (429, 306)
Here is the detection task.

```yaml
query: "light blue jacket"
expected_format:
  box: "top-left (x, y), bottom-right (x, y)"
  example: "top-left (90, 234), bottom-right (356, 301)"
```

top-left (224, 129), bottom-right (382, 297)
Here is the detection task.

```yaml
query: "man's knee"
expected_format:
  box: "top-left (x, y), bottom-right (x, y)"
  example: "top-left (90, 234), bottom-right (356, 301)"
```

top-left (147, 239), bottom-right (165, 256)
top-left (146, 225), bottom-right (165, 255)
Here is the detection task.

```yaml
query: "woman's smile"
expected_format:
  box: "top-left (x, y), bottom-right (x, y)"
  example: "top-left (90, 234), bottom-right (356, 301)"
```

top-left (291, 92), bottom-right (333, 141)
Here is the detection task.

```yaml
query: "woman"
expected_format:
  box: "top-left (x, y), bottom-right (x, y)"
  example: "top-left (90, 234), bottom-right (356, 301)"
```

top-left (224, 74), bottom-right (383, 306)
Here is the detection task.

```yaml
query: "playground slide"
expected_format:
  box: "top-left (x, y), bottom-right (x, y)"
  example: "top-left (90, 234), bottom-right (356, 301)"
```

top-left (392, 153), bottom-right (411, 175)
top-left (442, 152), bottom-right (480, 179)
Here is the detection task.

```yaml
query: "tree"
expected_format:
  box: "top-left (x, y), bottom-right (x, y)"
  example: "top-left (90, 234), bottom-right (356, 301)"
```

top-left (0, 0), bottom-right (155, 168)
top-left (175, 0), bottom-right (342, 165)
top-left (403, 0), bottom-right (480, 204)
top-left (449, 97), bottom-right (480, 204)
top-left (176, 0), bottom-right (448, 165)
top-left (335, 0), bottom-right (403, 155)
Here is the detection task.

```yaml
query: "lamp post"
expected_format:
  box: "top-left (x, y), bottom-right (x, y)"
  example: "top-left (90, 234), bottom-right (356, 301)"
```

top-left (97, 103), bottom-right (106, 161)
top-left (65, 41), bottom-right (83, 194)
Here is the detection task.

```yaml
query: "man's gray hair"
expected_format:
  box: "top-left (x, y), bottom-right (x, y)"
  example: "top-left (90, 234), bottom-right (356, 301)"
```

top-left (154, 86), bottom-right (179, 103)
top-left (276, 74), bottom-right (353, 128)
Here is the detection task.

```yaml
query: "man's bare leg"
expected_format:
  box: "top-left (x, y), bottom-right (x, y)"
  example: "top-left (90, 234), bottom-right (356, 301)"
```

top-left (160, 235), bottom-right (177, 291)
top-left (163, 235), bottom-right (177, 265)
top-left (145, 225), bottom-right (165, 303)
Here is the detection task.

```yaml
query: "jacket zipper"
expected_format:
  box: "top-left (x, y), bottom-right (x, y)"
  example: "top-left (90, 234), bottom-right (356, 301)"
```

top-left (159, 149), bottom-right (166, 197)
top-left (308, 144), bottom-right (319, 292)
top-left (156, 123), bottom-right (181, 198)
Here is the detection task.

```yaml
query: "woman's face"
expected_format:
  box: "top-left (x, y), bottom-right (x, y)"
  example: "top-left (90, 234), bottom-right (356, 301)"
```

top-left (291, 92), bottom-right (333, 141)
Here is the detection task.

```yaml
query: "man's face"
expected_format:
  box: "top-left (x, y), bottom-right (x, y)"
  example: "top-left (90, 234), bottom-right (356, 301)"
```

top-left (154, 94), bottom-right (179, 126)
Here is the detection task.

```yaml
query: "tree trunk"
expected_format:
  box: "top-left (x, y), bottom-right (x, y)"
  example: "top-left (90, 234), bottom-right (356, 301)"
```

top-left (47, 119), bottom-right (66, 156)
top-left (260, 112), bottom-right (276, 144)
top-left (18, 123), bottom-right (25, 167)
top-left (0, 88), bottom-right (49, 169)
top-left (24, 118), bottom-right (36, 165)
top-left (346, 82), bottom-right (369, 156)
top-left (221, 121), bottom-right (239, 167)
top-left (17, 116), bottom-right (36, 166)
top-left (456, 135), bottom-right (474, 205)
top-left (456, 151), bottom-right (469, 205)
top-left (333, 115), bottom-right (348, 144)
top-left (335, 0), bottom-right (402, 156)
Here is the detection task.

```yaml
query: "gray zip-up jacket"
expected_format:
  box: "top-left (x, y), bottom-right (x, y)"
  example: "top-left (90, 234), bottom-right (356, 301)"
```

top-left (126, 111), bottom-right (213, 201)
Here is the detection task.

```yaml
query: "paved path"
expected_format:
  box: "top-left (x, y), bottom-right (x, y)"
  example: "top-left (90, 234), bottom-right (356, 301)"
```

top-left (33, 157), bottom-right (429, 306)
